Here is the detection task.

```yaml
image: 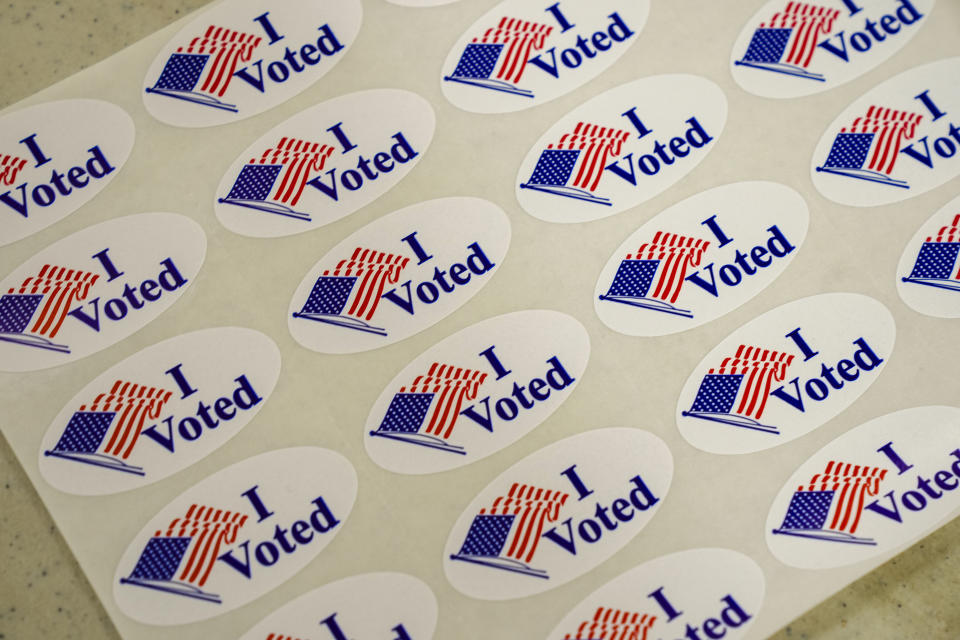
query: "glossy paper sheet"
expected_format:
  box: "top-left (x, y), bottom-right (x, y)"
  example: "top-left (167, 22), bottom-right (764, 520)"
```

top-left (1, 1), bottom-right (959, 639)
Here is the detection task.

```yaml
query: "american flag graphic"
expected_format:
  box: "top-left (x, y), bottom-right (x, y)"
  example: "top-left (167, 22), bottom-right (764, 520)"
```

top-left (471, 17), bottom-right (553, 84)
top-left (7, 264), bottom-right (99, 338)
top-left (564, 607), bottom-right (658, 640)
top-left (75, 380), bottom-right (173, 460)
top-left (475, 483), bottom-right (569, 564)
top-left (789, 460), bottom-right (888, 535)
top-left (905, 214), bottom-right (960, 283)
top-left (396, 362), bottom-right (488, 440)
top-left (265, 635), bottom-right (305, 640)
top-left (176, 26), bottom-right (262, 98)
top-left (705, 345), bottom-right (794, 420)
top-left (322, 248), bottom-right (410, 322)
top-left (0, 154), bottom-right (27, 186)
top-left (547, 123), bottom-right (631, 193)
top-left (151, 504), bottom-right (248, 588)
top-left (832, 106), bottom-right (923, 176)
top-left (248, 138), bottom-right (335, 207)
top-left (760, 2), bottom-right (840, 68)
top-left (628, 232), bottom-right (710, 304)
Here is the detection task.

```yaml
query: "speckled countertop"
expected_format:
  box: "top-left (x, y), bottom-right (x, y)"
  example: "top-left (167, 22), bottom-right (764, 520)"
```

top-left (0, 1), bottom-right (958, 639)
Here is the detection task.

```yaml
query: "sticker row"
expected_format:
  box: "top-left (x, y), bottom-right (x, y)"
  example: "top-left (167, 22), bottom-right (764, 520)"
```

top-left (140, 0), bottom-right (932, 123)
top-left (111, 406), bottom-right (960, 628)
top-left (5, 54), bottom-right (960, 245)
top-left (28, 288), bottom-right (915, 493)
top-left (4, 189), bottom-right (959, 370)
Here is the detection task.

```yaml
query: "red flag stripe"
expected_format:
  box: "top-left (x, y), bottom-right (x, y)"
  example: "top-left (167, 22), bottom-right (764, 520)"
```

top-left (0, 154), bottom-right (28, 186)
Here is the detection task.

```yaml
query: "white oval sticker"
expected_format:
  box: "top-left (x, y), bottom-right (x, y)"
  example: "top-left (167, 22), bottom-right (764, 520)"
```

top-left (546, 548), bottom-right (765, 640)
top-left (595, 182), bottom-right (808, 336)
top-left (676, 293), bottom-right (895, 455)
top-left (444, 428), bottom-right (673, 600)
top-left (38, 327), bottom-right (281, 495)
top-left (441, 0), bottom-right (648, 114)
top-left (113, 447), bottom-right (357, 625)
top-left (142, 0), bottom-right (363, 127)
top-left (516, 75), bottom-right (727, 223)
top-left (811, 56), bottom-right (960, 206)
top-left (767, 406), bottom-right (960, 569)
top-left (214, 89), bottom-right (434, 238)
top-left (0, 212), bottom-right (206, 372)
top-left (237, 572), bottom-right (438, 640)
top-left (288, 197), bottom-right (509, 354)
top-left (896, 192), bottom-right (960, 317)
top-left (365, 310), bottom-right (589, 474)
top-left (0, 99), bottom-right (134, 247)
top-left (731, 0), bottom-right (933, 99)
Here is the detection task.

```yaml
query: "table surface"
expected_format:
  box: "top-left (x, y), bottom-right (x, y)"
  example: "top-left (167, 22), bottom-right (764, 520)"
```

top-left (0, 1), bottom-right (958, 639)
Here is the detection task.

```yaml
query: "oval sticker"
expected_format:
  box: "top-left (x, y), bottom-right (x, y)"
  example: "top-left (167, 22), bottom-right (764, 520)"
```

top-left (441, 0), bottom-right (649, 114)
top-left (676, 293), bottom-right (895, 455)
top-left (237, 572), bottom-right (438, 640)
top-left (38, 327), bottom-right (281, 495)
top-left (594, 182), bottom-right (808, 336)
top-left (113, 447), bottom-right (357, 624)
top-left (365, 310), bottom-right (589, 474)
top-left (288, 197), bottom-right (509, 354)
top-left (214, 89), bottom-right (434, 238)
top-left (516, 75), bottom-right (727, 223)
top-left (0, 212), bottom-right (206, 372)
top-left (730, 0), bottom-right (933, 99)
top-left (142, 0), bottom-right (363, 127)
top-left (766, 405), bottom-right (960, 569)
top-left (811, 56), bottom-right (960, 206)
top-left (896, 192), bottom-right (960, 318)
top-left (546, 548), bottom-right (765, 640)
top-left (0, 99), bottom-right (134, 247)
top-left (444, 428), bottom-right (673, 600)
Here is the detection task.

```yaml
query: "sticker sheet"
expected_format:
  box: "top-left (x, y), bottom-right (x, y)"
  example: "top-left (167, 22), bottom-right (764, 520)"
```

top-left (2, 1), bottom-right (959, 638)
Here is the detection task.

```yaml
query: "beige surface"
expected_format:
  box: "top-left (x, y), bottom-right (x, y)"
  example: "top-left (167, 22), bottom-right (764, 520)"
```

top-left (0, 1), bottom-right (958, 639)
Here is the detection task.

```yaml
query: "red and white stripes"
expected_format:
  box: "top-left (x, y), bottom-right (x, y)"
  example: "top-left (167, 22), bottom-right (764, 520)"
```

top-left (179, 25), bottom-right (262, 97)
top-left (80, 380), bottom-right (173, 460)
top-left (628, 232), bottom-right (710, 304)
top-left (401, 362), bottom-right (488, 440)
top-left (474, 17), bottom-right (553, 84)
top-left (800, 460), bottom-right (888, 534)
top-left (10, 264), bottom-right (99, 338)
top-left (842, 105), bottom-right (923, 175)
top-left (158, 503), bottom-right (249, 588)
top-left (481, 483), bottom-right (569, 563)
top-left (324, 248), bottom-right (410, 321)
top-left (761, 2), bottom-right (840, 68)
top-left (252, 137), bottom-right (335, 206)
top-left (709, 344), bottom-right (794, 420)
top-left (550, 122), bottom-right (631, 193)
